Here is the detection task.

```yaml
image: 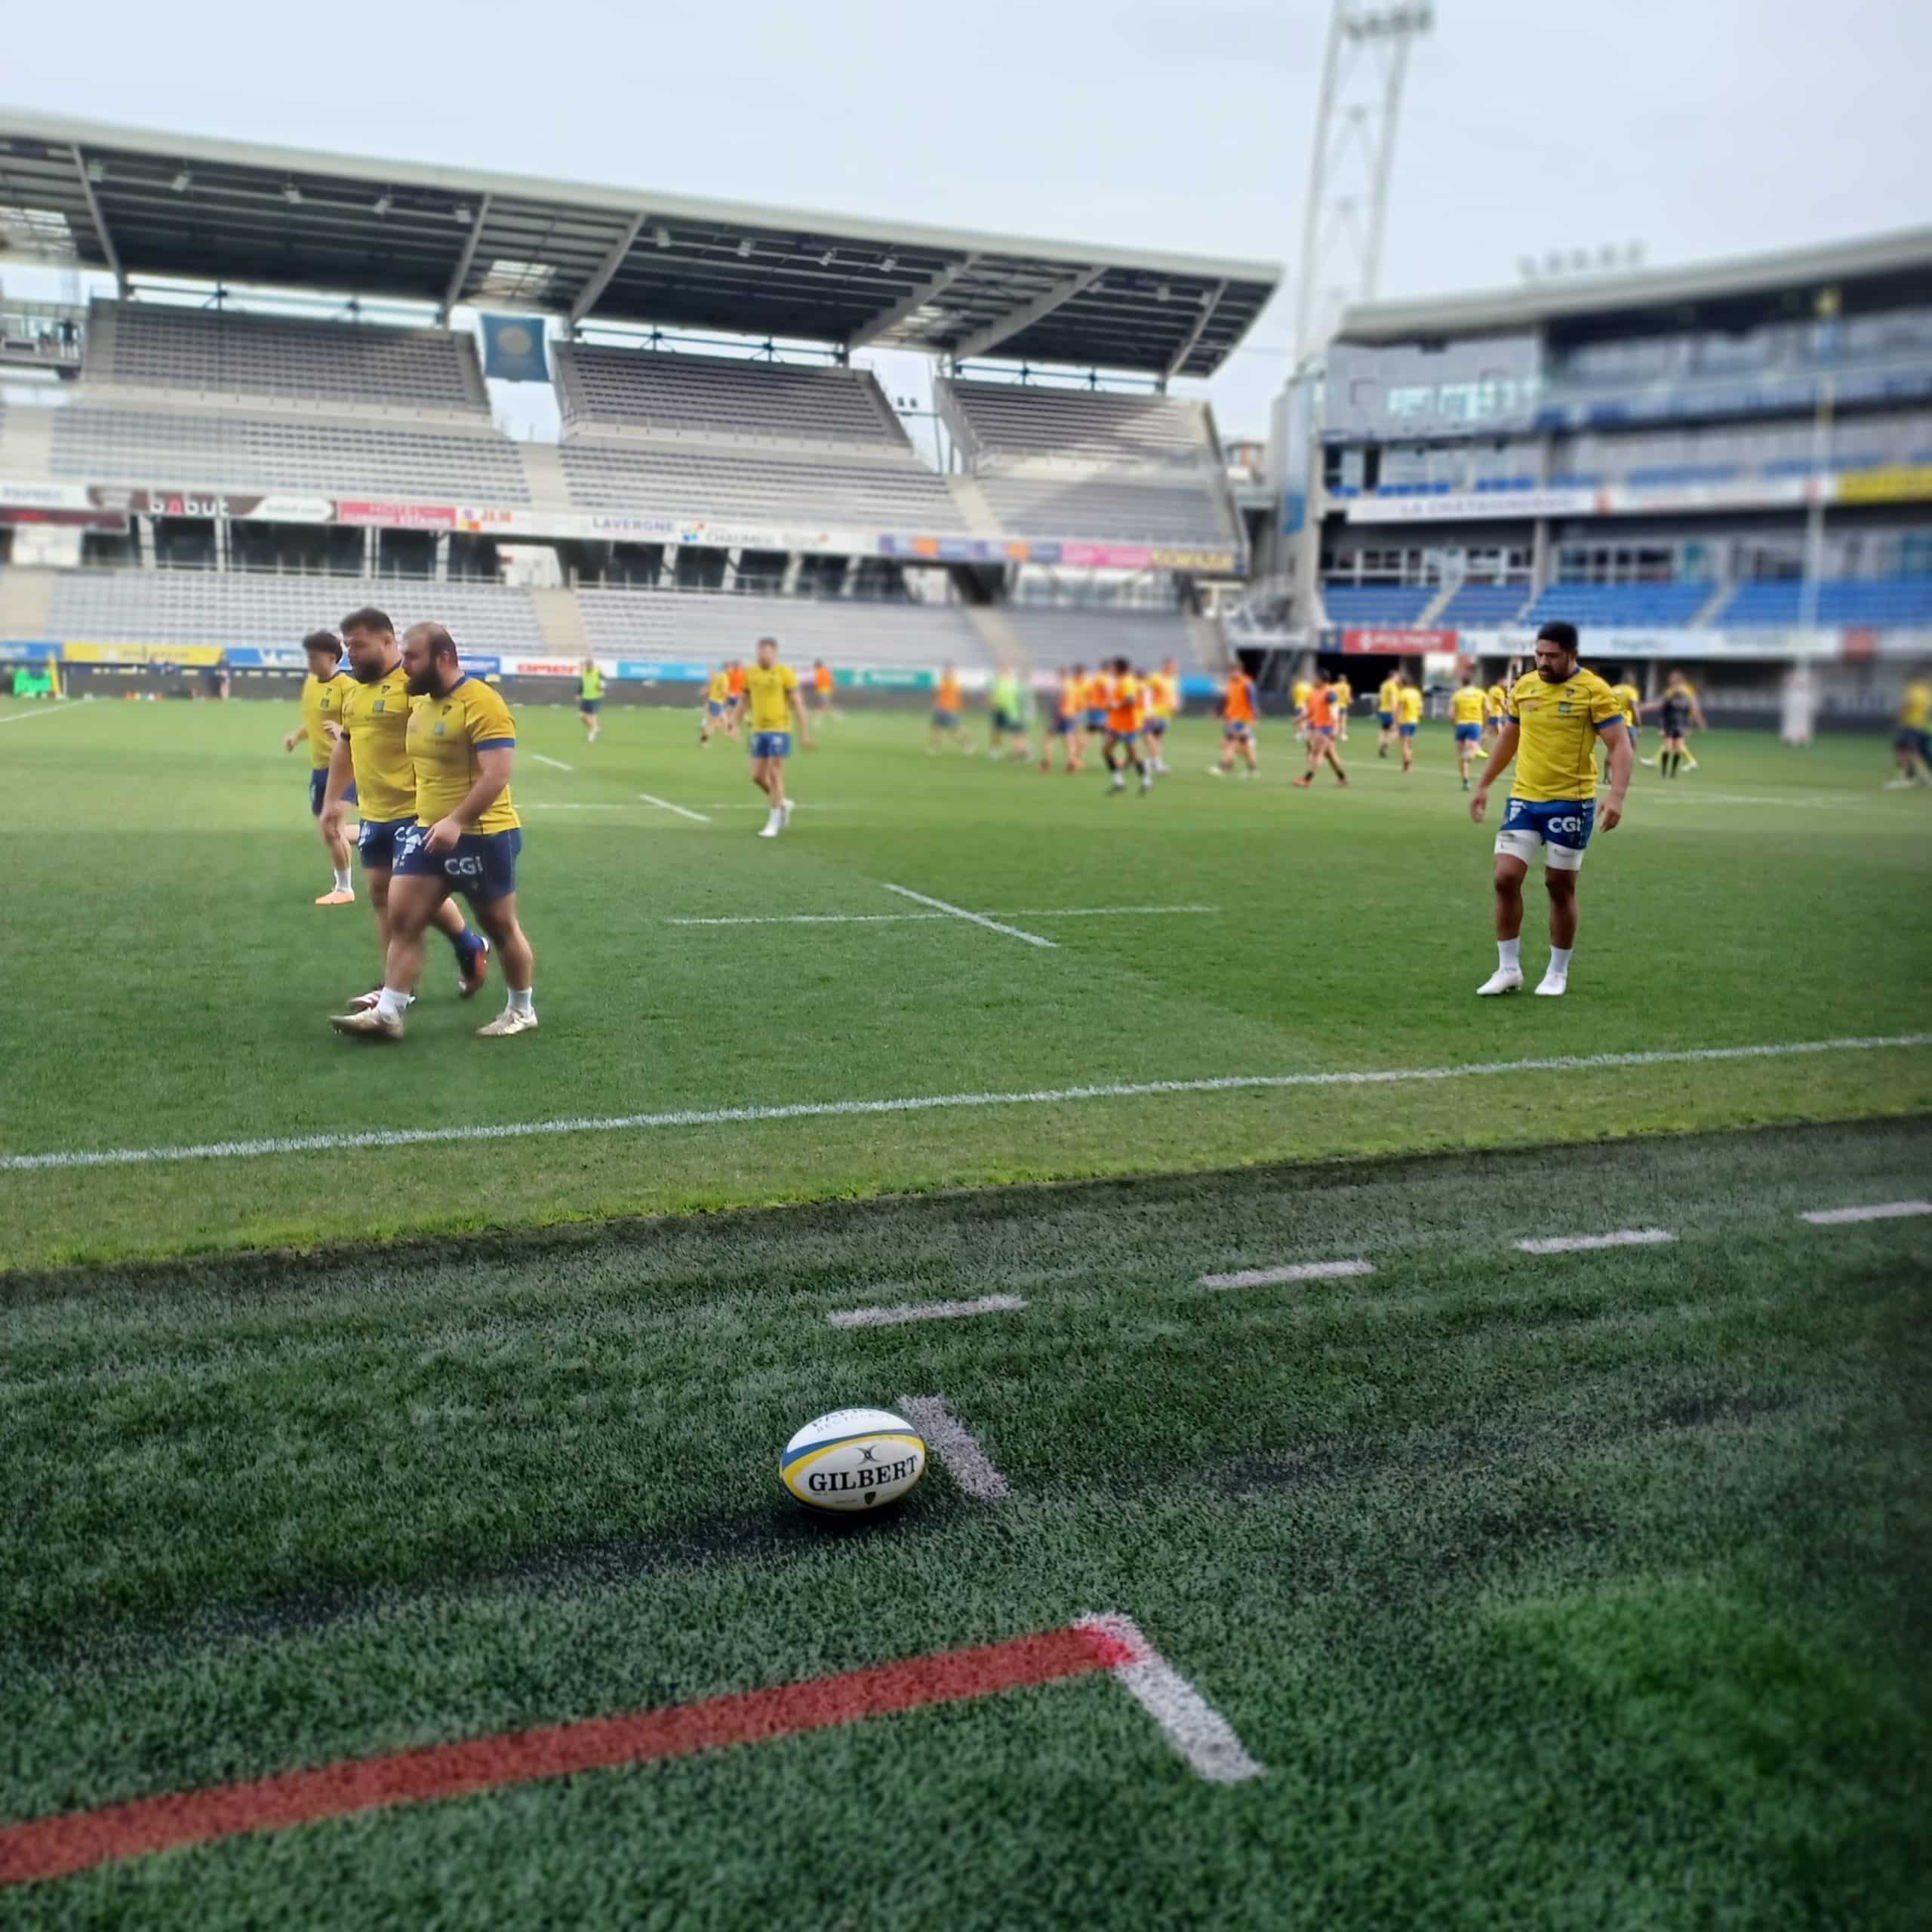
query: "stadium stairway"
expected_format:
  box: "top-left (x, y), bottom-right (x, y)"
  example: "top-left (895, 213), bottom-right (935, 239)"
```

top-left (517, 441), bottom-right (574, 512)
top-left (1690, 582), bottom-right (1731, 627)
top-left (1418, 584), bottom-right (1457, 628)
top-left (0, 564), bottom-right (56, 635)
top-left (946, 475), bottom-right (1006, 540)
top-left (531, 586), bottom-right (591, 658)
top-left (965, 603), bottom-right (1028, 672)
top-left (0, 403), bottom-right (55, 481)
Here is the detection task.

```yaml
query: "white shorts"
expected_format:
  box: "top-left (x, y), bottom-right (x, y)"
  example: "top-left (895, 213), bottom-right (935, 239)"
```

top-left (1496, 829), bottom-right (1586, 871)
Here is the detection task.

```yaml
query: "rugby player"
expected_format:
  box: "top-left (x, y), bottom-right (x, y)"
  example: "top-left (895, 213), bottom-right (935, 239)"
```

top-left (285, 629), bottom-right (358, 905)
top-left (1395, 675), bottom-right (1423, 772)
top-left (1887, 667), bottom-right (1932, 786)
top-left (1377, 669), bottom-right (1402, 756)
top-left (699, 663), bottom-right (734, 746)
top-left (331, 621), bottom-right (532, 1038)
top-left (745, 635), bottom-right (814, 836)
top-left (1449, 668), bottom-right (1487, 789)
top-left (725, 657), bottom-right (747, 737)
top-left (811, 659), bottom-right (837, 720)
top-left (1483, 669), bottom-right (1511, 755)
top-left (1331, 669), bottom-right (1353, 742)
top-left (1290, 672), bottom-right (1348, 788)
top-left (577, 657), bottom-right (603, 742)
top-left (1471, 620), bottom-right (1632, 998)
top-left (1040, 666), bottom-right (1083, 774)
top-left (1210, 663), bottom-right (1260, 777)
top-left (1608, 669), bottom-right (1644, 773)
top-left (1102, 657), bottom-right (1151, 795)
top-left (321, 608), bottom-right (489, 1012)
top-left (988, 666), bottom-right (1029, 761)
top-left (929, 663), bottom-right (971, 755)
top-left (1290, 669), bottom-right (1313, 751)
top-left (1142, 656), bottom-right (1180, 773)
top-left (1081, 663), bottom-right (1110, 743)
top-left (1643, 669), bottom-right (1707, 777)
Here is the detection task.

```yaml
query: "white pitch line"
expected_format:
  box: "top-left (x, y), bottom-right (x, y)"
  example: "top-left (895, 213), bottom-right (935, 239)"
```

top-left (1199, 1259), bottom-right (1374, 1289)
top-left (531, 752), bottom-right (575, 772)
top-left (1516, 1227), bottom-right (1675, 1254)
top-left (1076, 1613), bottom-right (1266, 1784)
top-left (637, 792), bottom-right (711, 823)
top-left (897, 1394), bottom-right (1011, 1501)
top-left (663, 905), bottom-right (1218, 928)
top-left (1000, 904), bottom-right (1220, 918)
top-left (1799, 1199), bottom-right (1932, 1226)
top-left (0, 702), bottom-right (77, 728)
top-left (2, 1032), bottom-right (1925, 1174)
top-left (878, 882), bottom-right (1056, 949)
top-left (828, 1293), bottom-right (1026, 1329)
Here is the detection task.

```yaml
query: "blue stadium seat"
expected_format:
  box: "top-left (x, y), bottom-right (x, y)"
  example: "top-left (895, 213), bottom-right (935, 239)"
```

top-left (1521, 583), bottom-right (1713, 629)
top-left (1438, 584), bottom-right (1531, 626)
top-left (1323, 584), bottom-right (1434, 625)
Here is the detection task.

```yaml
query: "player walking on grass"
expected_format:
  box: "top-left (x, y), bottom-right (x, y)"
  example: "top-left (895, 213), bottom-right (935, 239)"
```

top-left (1102, 657), bottom-right (1152, 795)
top-left (746, 635), bottom-right (814, 837)
top-left (929, 663), bottom-right (971, 754)
top-left (1608, 669), bottom-right (1645, 770)
top-left (811, 660), bottom-right (837, 720)
top-left (1040, 666), bottom-right (1083, 773)
top-left (1210, 663), bottom-right (1260, 777)
top-left (287, 629), bottom-right (358, 906)
top-left (988, 666), bottom-right (1030, 761)
top-left (1644, 668), bottom-right (1706, 776)
top-left (1483, 670), bottom-right (1511, 755)
top-left (1331, 670), bottom-right (1352, 742)
top-left (699, 663), bottom-right (734, 746)
top-left (1471, 620), bottom-right (1632, 998)
top-left (1377, 669), bottom-right (1401, 756)
top-left (577, 657), bottom-right (603, 742)
top-left (1291, 674), bottom-right (1348, 788)
top-left (1395, 675), bottom-right (1423, 771)
top-left (331, 622), bottom-right (533, 1040)
top-left (1450, 669), bottom-right (1487, 789)
top-left (1888, 668), bottom-right (1932, 786)
top-left (1142, 657), bottom-right (1179, 772)
top-left (321, 608), bottom-right (490, 1015)
top-left (1291, 670), bottom-right (1313, 752)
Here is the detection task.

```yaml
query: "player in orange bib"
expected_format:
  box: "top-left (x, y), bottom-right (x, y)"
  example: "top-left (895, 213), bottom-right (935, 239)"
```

top-left (1101, 657), bottom-right (1152, 795)
top-left (724, 659), bottom-right (746, 739)
top-left (1291, 673), bottom-right (1349, 788)
top-left (1040, 665), bottom-right (1085, 774)
top-left (1211, 664), bottom-right (1260, 777)
top-left (929, 663), bottom-right (971, 755)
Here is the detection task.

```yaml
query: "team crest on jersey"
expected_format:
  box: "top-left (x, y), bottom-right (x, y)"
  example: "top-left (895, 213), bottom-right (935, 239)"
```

top-left (433, 719), bottom-right (448, 737)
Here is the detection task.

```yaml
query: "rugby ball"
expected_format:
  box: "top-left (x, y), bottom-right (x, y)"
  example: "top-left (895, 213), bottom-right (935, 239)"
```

top-left (779, 1407), bottom-right (927, 1514)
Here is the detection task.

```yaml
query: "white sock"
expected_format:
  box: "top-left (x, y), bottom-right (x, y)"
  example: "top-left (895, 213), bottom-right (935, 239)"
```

top-left (332, 867), bottom-right (352, 893)
top-left (375, 986), bottom-right (410, 1021)
top-left (508, 986), bottom-right (534, 1014)
top-left (1498, 938), bottom-right (1521, 971)
top-left (1546, 946), bottom-right (1573, 979)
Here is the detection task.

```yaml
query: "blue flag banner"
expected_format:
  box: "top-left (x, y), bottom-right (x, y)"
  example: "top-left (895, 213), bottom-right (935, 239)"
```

top-left (480, 315), bottom-right (550, 383)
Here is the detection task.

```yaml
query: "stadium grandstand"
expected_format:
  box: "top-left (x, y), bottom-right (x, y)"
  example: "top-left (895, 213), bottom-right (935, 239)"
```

top-left (0, 108), bottom-right (1275, 702)
top-left (1276, 224), bottom-right (1932, 721)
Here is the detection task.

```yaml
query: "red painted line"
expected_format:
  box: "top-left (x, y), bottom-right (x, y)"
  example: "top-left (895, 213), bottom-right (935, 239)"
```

top-left (1, 1621), bottom-right (1136, 1887)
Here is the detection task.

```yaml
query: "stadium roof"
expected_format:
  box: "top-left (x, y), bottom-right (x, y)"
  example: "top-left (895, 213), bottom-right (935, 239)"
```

top-left (0, 107), bottom-right (1278, 380)
top-left (1337, 226), bottom-right (1932, 343)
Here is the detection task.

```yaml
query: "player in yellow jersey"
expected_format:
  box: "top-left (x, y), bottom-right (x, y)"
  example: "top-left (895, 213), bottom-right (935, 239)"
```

top-left (744, 635), bottom-right (814, 837)
top-left (1484, 672), bottom-right (1511, 755)
top-left (331, 621), bottom-right (535, 1040)
top-left (1395, 675), bottom-right (1424, 772)
top-left (1888, 668), bottom-right (1932, 786)
top-left (1377, 671), bottom-right (1402, 756)
top-left (1041, 666), bottom-right (1084, 774)
top-left (1607, 670), bottom-right (1645, 774)
top-left (285, 629), bottom-right (358, 905)
top-left (320, 607), bottom-right (490, 1015)
top-left (1290, 672), bottom-right (1313, 749)
top-left (1470, 620), bottom-right (1632, 998)
top-left (1449, 669), bottom-right (1488, 790)
top-left (1331, 670), bottom-right (1353, 741)
top-left (699, 664), bottom-right (735, 746)
top-left (1140, 657), bottom-right (1180, 774)
top-left (577, 657), bottom-right (603, 742)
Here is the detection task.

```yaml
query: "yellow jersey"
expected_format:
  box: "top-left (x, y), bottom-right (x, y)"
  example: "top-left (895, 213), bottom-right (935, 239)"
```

top-left (406, 675), bottom-right (520, 832)
top-left (300, 670), bottom-right (353, 771)
top-left (1610, 682), bottom-right (1642, 727)
top-left (1291, 678), bottom-right (1312, 712)
top-left (1505, 667), bottom-right (1624, 802)
top-left (1332, 677), bottom-right (1352, 709)
top-left (707, 670), bottom-right (731, 703)
top-left (1450, 686), bottom-right (1487, 725)
top-left (1486, 681), bottom-right (1509, 719)
top-left (334, 664), bottom-right (418, 823)
top-left (1378, 676), bottom-right (1401, 715)
top-left (1397, 686), bottom-right (1424, 726)
top-left (743, 660), bottom-right (798, 734)
top-left (1900, 679), bottom-right (1931, 731)
top-left (1143, 672), bottom-right (1177, 719)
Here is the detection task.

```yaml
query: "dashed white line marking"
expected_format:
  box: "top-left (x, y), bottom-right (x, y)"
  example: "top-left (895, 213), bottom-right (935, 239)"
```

top-left (878, 882), bottom-right (1056, 949)
top-left (2, 1034), bottom-right (1924, 1173)
top-left (531, 752), bottom-right (575, 772)
top-left (897, 1394), bottom-right (1011, 1501)
top-left (1516, 1227), bottom-right (1675, 1254)
top-left (0, 702), bottom-right (77, 727)
top-left (637, 792), bottom-right (711, 823)
top-left (1799, 1199), bottom-right (1932, 1226)
top-left (829, 1294), bottom-right (1027, 1330)
top-left (1199, 1259), bottom-right (1375, 1289)
top-left (1075, 1614), bottom-right (1266, 1784)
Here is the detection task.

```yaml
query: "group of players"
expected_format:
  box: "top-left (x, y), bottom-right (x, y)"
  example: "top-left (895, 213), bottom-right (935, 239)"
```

top-left (929, 660), bottom-right (1185, 793)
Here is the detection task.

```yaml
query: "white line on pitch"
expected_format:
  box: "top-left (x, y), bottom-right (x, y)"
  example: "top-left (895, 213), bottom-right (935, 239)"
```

top-left (897, 1394), bottom-right (1011, 1501)
top-left (1075, 1613), bottom-right (1266, 1784)
top-left (999, 904), bottom-right (1220, 918)
top-left (638, 792), bottom-right (711, 823)
top-left (828, 1293), bottom-right (1026, 1329)
top-left (0, 702), bottom-right (76, 728)
top-left (877, 882), bottom-right (1056, 949)
top-left (4, 1033), bottom-right (1926, 1174)
top-left (664, 905), bottom-right (1218, 928)
top-left (1199, 1259), bottom-right (1374, 1289)
top-left (1516, 1227), bottom-right (1675, 1254)
top-left (1799, 1199), bottom-right (1932, 1225)
top-left (531, 753), bottom-right (575, 772)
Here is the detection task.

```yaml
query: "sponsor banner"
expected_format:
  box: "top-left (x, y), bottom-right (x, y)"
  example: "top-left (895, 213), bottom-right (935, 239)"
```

top-left (578, 512), bottom-right (682, 541)
top-left (0, 505), bottom-right (126, 531)
top-left (499, 656), bottom-right (584, 678)
top-left (0, 480), bottom-right (92, 511)
top-left (1457, 624), bottom-right (1907, 662)
top-left (1833, 464), bottom-right (1932, 506)
top-left (853, 666), bottom-right (934, 690)
top-left (337, 500), bottom-right (458, 529)
top-left (1179, 674), bottom-right (1221, 700)
top-left (614, 659), bottom-right (712, 681)
top-left (61, 639), bottom-right (226, 666)
top-left (1341, 626), bottom-right (1458, 654)
top-left (480, 314), bottom-right (550, 384)
top-left (1341, 475), bottom-right (1832, 525)
top-left (0, 638), bottom-right (60, 661)
top-left (224, 647), bottom-right (307, 669)
top-left (1061, 540), bottom-right (1152, 569)
top-left (1148, 546), bottom-right (1241, 573)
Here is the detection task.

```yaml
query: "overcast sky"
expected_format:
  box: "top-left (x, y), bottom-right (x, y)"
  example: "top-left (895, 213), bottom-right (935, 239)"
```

top-left (5, 0), bottom-right (1927, 435)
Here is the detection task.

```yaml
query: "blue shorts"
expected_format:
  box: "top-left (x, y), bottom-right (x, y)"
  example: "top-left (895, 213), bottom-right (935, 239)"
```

top-left (1106, 728), bottom-right (1140, 746)
top-left (932, 708), bottom-right (959, 728)
top-left (706, 700), bottom-right (728, 718)
top-left (357, 815), bottom-right (414, 871)
top-left (1048, 714), bottom-right (1072, 736)
top-left (1454, 723), bottom-right (1482, 743)
top-left (1223, 719), bottom-right (1252, 740)
top-left (1377, 710), bottom-right (1394, 728)
top-left (1306, 723), bottom-right (1333, 739)
top-left (1083, 709), bottom-right (1106, 731)
top-left (1146, 716), bottom-right (1169, 736)
top-left (309, 769), bottom-right (357, 816)
top-left (580, 699), bottom-right (601, 714)
top-left (752, 730), bottom-right (792, 760)
top-left (1497, 796), bottom-right (1595, 867)
top-left (1399, 722), bottom-right (1417, 737)
top-left (1898, 727), bottom-right (1931, 761)
top-left (393, 821), bottom-right (522, 900)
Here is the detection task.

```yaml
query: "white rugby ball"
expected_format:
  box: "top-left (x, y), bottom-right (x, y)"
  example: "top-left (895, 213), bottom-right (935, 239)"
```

top-left (780, 1407), bottom-right (927, 1513)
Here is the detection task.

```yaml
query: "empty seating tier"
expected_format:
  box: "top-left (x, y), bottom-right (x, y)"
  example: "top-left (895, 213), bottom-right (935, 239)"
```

top-left (1717, 577), bottom-right (1932, 628)
top-left (85, 300), bottom-right (486, 412)
top-left (943, 383), bottom-right (1215, 466)
top-left (1521, 583), bottom-right (1715, 629)
top-left (1438, 584), bottom-right (1532, 626)
top-left (974, 475), bottom-right (1234, 547)
top-left (1000, 607), bottom-right (1201, 671)
top-left (555, 346), bottom-right (904, 447)
top-left (576, 589), bottom-right (982, 669)
top-left (1322, 584), bottom-right (1435, 626)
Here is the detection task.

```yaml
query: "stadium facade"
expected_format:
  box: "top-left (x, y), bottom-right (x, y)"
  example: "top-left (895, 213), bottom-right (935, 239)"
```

top-left (1272, 226), bottom-right (1932, 721)
top-left (0, 110), bottom-right (1277, 700)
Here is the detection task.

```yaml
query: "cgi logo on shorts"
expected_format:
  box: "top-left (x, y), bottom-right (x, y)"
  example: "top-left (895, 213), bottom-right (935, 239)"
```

top-left (1547, 815), bottom-right (1583, 835)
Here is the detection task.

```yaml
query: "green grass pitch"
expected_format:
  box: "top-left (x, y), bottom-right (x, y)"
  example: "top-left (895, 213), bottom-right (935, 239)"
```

top-left (2, 691), bottom-right (1930, 1923)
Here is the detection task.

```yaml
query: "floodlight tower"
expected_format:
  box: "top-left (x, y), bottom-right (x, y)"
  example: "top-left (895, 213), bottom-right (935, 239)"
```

top-left (1294, 2), bottom-right (1434, 366)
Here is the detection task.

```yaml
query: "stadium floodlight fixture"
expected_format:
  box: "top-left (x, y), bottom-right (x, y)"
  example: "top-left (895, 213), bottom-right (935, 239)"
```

top-left (820, 249), bottom-right (836, 266)
top-left (881, 254), bottom-right (897, 274)
top-left (737, 237), bottom-right (754, 258)
top-left (454, 205), bottom-right (473, 225)
top-left (1156, 282), bottom-right (1171, 302)
top-left (85, 160), bottom-right (106, 184)
top-left (171, 171), bottom-right (192, 193)
top-left (282, 183), bottom-right (303, 205)
top-left (371, 193), bottom-right (392, 217)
